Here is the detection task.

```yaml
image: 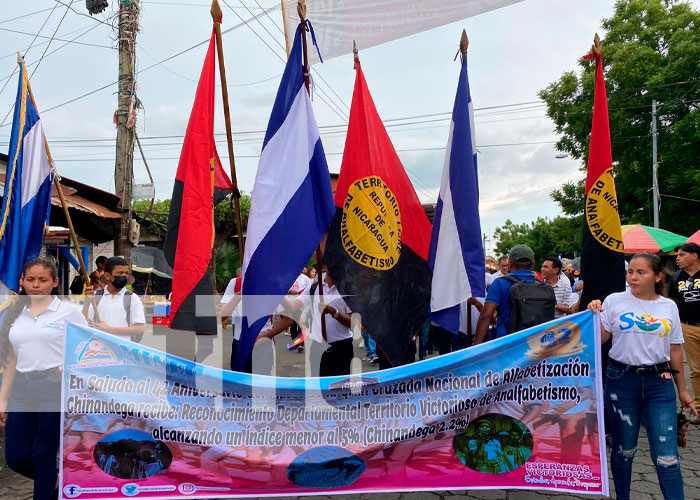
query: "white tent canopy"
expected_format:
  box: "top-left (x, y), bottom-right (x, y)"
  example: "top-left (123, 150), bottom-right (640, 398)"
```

top-left (282, 0), bottom-right (525, 63)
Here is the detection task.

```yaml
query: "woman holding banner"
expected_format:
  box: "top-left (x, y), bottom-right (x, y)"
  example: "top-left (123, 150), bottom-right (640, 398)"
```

top-left (0, 257), bottom-right (88, 500)
top-left (588, 252), bottom-right (697, 500)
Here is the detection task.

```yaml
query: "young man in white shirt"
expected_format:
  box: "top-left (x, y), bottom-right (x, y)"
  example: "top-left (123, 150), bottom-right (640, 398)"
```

top-left (83, 256), bottom-right (146, 338)
top-left (287, 268), bottom-right (312, 347)
top-left (259, 267), bottom-right (354, 377)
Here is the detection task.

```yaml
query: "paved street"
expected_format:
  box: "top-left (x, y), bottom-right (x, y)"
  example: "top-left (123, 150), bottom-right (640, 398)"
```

top-left (1, 323), bottom-right (699, 499)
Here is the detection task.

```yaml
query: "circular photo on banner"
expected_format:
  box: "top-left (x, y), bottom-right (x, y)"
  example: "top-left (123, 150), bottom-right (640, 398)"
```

top-left (94, 429), bottom-right (172, 479)
top-left (453, 414), bottom-right (533, 474)
top-left (287, 446), bottom-right (366, 488)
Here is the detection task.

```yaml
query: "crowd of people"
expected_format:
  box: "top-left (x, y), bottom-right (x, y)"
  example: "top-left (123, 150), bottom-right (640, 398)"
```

top-left (0, 241), bottom-right (698, 498)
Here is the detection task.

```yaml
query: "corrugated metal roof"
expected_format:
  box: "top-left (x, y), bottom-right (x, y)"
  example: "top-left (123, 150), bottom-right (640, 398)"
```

top-left (0, 173), bottom-right (121, 219)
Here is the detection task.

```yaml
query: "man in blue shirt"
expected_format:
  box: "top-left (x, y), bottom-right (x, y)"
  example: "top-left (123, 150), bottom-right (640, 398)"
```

top-left (474, 244), bottom-right (537, 344)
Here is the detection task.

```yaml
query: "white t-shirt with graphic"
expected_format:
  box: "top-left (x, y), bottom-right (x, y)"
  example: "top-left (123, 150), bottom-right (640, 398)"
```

top-left (601, 290), bottom-right (683, 366)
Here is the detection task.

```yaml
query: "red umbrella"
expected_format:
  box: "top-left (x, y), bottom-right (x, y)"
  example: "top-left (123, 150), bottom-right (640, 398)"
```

top-left (688, 229), bottom-right (700, 245)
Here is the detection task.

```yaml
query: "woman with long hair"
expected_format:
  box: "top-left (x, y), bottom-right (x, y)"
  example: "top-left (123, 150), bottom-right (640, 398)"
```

top-left (588, 252), bottom-right (697, 500)
top-left (0, 257), bottom-right (87, 500)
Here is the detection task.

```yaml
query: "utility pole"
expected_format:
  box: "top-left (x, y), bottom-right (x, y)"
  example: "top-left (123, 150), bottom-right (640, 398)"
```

top-left (651, 99), bottom-right (659, 228)
top-left (114, 0), bottom-right (140, 258)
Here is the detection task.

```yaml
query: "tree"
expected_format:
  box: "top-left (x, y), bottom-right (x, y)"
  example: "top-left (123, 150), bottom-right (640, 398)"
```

top-left (210, 195), bottom-right (250, 290)
top-left (132, 193), bottom-right (251, 290)
top-left (539, 0), bottom-right (700, 234)
top-left (493, 216), bottom-right (583, 263)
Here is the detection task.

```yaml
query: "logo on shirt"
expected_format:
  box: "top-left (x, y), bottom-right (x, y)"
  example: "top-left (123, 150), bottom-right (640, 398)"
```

top-left (525, 320), bottom-right (585, 359)
top-left (41, 321), bottom-right (63, 330)
top-left (75, 339), bottom-right (117, 365)
top-left (677, 279), bottom-right (700, 303)
top-left (619, 313), bottom-right (671, 338)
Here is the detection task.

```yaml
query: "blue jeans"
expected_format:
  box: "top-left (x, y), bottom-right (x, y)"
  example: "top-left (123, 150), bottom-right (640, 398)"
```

top-left (6, 377), bottom-right (61, 500)
top-left (419, 320), bottom-right (430, 360)
top-left (361, 330), bottom-right (376, 358)
top-left (605, 364), bottom-right (684, 500)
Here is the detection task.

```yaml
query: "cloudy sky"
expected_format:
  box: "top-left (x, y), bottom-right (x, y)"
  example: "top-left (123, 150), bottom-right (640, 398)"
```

top-left (1, 0), bottom-right (696, 255)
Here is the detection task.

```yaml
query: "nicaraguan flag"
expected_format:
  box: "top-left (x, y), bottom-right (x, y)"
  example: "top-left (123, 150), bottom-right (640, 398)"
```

top-left (235, 23), bottom-right (335, 370)
top-left (427, 52), bottom-right (485, 333)
top-left (0, 58), bottom-right (53, 293)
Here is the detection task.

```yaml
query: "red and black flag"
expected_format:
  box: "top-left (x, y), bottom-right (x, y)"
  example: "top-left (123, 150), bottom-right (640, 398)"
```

top-left (580, 39), bottom-right (625, 309)
top-left (164, 28), bottom-right (232, 334)
top-left (324, 56), bottom-right (432, 366)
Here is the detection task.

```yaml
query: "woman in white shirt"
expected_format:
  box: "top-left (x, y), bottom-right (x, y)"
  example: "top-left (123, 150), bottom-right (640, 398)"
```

top-left (0, 257), bottom-right (88, 500)
top-left (588, 253), bottom-right (697, 500)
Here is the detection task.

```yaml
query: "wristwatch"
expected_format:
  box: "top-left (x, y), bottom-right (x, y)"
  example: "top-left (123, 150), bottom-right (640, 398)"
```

top-left (333, 309), bottom-right (339, 319)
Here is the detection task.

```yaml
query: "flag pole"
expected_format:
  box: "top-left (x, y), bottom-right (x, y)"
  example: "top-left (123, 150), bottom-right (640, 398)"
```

top-left (18, 55), bottom-right (101, 322)
top-left (280, 0), bottom-right (291, 57)
top-left (297, 0), bottom-right (327, 341)
top-left (210, 0), bottom-right (245, 259)
top-left (18, 57), bottom-right (90, 287)
top-left (460, 28), bottom-right (469, 60)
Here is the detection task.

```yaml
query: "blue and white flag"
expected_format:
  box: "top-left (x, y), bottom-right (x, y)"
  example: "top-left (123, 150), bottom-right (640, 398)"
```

top-left (0, 57), bottom-right (53, 293)
top-left (427, 53), bottom-right (485, 333)
top-left (235, 23), bottom-right (335, 370)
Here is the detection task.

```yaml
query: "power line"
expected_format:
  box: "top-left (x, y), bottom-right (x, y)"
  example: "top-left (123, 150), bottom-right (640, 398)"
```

top-left (0, 2), bottom-right (74, 127)
top-left (0, 2), bottom-right (61, 100)
top-left (138, 45), bottom-right (282, 87)
top-left (247, 0), bottom-right (352, 116)
top-left (221, 0), bottom-right (350, 122)
top-left (0, 9), bottom-right (260, 120)
top-left (29, 1), bottom-right (73, 81)
top-left (0, 22), bottom-right (108, 63)
top-left (0, 7), bottom-right (55, 25)
top-left (660, 193), bottom-right (700, 204)
top-left (0, 25), bottom-right (112, 49)
top-left (0, 108), bottom-right (555, 145)
top-left (46, 140), bottom-right (564, 160)
top-left (481, 171), bottom-right (583, 203)
top-left (141, 0), bottom-right (267, 8)
top-left (54, 0), bottom-right (117, 28)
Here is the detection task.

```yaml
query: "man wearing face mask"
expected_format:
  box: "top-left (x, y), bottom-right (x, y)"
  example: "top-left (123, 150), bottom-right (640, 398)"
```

top-left (83, 256), bottom-right (146, 338)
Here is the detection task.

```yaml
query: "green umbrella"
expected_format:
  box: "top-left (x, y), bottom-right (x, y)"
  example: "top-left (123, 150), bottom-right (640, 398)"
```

top-left (621, 224), bottom-right (687, 253)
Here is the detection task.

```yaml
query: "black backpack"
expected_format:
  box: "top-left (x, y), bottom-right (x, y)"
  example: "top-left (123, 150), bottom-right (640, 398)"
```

top-left (69, 275), bottom-right (85, 295)
top-left (504, 275), bottom-right (556, 333)
top-left (95, 289), bottom-right (140, 343)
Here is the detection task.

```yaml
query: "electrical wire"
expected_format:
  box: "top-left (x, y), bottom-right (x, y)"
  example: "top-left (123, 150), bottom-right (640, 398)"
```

top-left (0, 25), bottom-right (112, 49)
top-left (45, 139), bottom-right (563, 160)
top-left (54, 0), bottom-right (116, 28)
top-left (0, 1), bottom-right (74, 128)
top-left (0, 21), bottom-right (109, 63)
top-left (0, 2), bottom-right (61, 100)
top-left (253, 0), bottom-right (353, 116)
top-left (141, 0), bottom-right (267, 8)
top-left (0, 7), bottom-right (56, 25)
top-left (29, 1), bottom-right (73, 80)
top-left (247, 0), bottom-right (352, 116)
top-left (221, 0), bottom-right (350, 121)
top-left (138, 44), bottom-right (282, 87)
top-left (0, 4), bottom-right (279, 123)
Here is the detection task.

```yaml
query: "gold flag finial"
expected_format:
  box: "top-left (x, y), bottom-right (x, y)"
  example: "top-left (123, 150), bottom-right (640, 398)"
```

top-left (297, 0), bottom-right (307, 21)
top-left (210, 0), bottom-right (222, 22)
top-left (591, 33), bottom-right (602, 55)
top-left (460, 29), bottom-right (469, 55)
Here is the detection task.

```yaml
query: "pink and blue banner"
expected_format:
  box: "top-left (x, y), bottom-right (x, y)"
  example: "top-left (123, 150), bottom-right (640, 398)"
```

top-left (60, 311), bottom-right (608, 498)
